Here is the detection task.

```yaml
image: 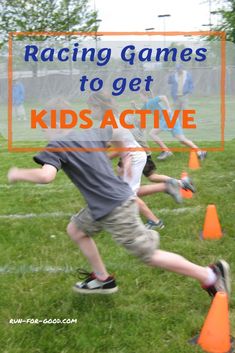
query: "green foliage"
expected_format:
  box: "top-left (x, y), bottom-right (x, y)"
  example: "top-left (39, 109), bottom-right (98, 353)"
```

top-left (0, 0), bottom-right (99, 46)
top-left (212, 0), bottom-right (235, 43)
top-left (56, 0), bottom-right (99, 32)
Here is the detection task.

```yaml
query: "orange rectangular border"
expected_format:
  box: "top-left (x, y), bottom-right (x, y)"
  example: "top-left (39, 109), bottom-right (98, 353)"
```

top-left (8, 31), bottom-right (226, 153)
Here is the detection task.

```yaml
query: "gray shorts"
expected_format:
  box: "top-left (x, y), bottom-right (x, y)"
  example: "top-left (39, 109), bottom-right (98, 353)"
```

top-left (71, 197), bottom-right (160, 263)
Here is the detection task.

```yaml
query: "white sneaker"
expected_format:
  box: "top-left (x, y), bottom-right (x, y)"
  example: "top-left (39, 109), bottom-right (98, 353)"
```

top-left (197, 151), bottom-right (207, 161)
top-left (157, 151), bottom-right (173, 160)
top-left (166, 178), bottom-right (182, 203)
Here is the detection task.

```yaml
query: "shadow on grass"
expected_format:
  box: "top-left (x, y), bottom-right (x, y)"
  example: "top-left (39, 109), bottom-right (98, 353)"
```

top-left (71, 292), bottom-right (117, 313)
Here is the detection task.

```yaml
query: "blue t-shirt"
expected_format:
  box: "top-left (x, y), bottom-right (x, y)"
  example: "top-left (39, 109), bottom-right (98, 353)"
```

top-left (143, 96), bottom-right (183, 135)
top-left (143, 96), bottom-right (163, 111)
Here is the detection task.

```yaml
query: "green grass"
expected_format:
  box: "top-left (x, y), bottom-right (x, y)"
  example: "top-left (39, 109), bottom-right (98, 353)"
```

top-left (0, 139), bottom-right (235, 353)
top-left (1, 95), bottom-right (235, 145)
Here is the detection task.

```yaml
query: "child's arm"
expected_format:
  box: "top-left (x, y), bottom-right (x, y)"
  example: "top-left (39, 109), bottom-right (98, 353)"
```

top-left (8, 164), bottom-right (57, 184)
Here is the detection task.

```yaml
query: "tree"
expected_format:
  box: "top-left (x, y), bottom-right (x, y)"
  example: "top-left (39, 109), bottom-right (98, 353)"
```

top-left (55, 0), bottom-right (99, 32)
top-left (212, 0), bottom-right (235, 43)
top-left (0, 0), bottom-right (99, 76)
top-left (0, 0), bottom-right (99, 47)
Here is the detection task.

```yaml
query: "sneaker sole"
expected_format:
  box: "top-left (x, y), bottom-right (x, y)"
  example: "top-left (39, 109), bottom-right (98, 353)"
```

top-left (181, 180), bottom-right (196, 193)
top-left (186, 185), bottom-right (196, 193)
top-left (157, 154), bottom-right (173, 161)
top-left (73, 286), bottom-right (119, 294)
top-left (217, 260), bottom-right (231, 296)
top-left (147, 225), bottom-right (165, 230)
top-left (166, 179), bottom-right (182, 204)
top-left (145, 223), bottom-right (165, 230)
top-left (198, 152), bottom-right (208, 161)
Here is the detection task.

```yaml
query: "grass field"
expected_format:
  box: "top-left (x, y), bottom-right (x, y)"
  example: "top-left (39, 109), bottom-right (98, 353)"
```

top-left (0, 138), bottom-right (235, 353)
top-left (0, 95), bottom-right (235, 145)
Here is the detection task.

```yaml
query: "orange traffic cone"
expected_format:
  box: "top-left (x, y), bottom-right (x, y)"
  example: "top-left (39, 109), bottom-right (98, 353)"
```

top-left (180, 171), bottom-right (193, 199)
top-left (189, 150), bottom-right (200, 170)
top-left (201, 205), bottom-right (223, 240)
top-left (198, 292), bottom-right (231, 353)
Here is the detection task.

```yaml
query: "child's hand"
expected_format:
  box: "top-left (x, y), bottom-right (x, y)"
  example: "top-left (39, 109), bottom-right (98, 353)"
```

top-left (8, 167), bottom-right (20, 183)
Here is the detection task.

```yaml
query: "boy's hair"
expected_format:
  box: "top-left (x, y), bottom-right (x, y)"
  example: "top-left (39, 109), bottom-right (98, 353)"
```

top-left (87, 92), bottom-right (118, 114)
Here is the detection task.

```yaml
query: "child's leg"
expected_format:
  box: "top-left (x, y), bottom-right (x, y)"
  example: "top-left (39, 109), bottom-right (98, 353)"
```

top-left (143, 154), bottom-right (171, 183)
top-left (147, 173), bottom-right (195, 194)
top-left (103, 198), bottom-right (230, 295)
top-left (103, 200), bottom-right (213, 286)
top-left (174, 134), bottom-right (200, 150)
top-left (150, 128), bottom-right (170, 150)
top-left (147, 173), bottom-right (171, 183)
top-left (138, 179), bottom-right (182, 204)
top-left (148, 249), bottom-right (209, 284)
top-left (67, 219), bottom-right (109, 280)
top-left (137, 183), bottom-right (166, 196)
top-left (142, 156), bottom-right (174, 184)
top-left (136, 196), bottom-right (161, 223)
top-left (18, 104), bottom-right (26, 120)
top-left (174, 134), bottom-right (207, 160)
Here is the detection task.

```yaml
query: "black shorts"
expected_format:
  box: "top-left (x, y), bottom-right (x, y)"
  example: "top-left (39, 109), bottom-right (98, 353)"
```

top-left (143, 155), bottom-right (156, 177)
top-left (118, 156), bottom-right (156, 177)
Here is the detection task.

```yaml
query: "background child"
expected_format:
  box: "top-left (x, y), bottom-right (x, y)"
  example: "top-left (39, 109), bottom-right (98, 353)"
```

top-left (12, 78), bottom-right (26, 121)
top-left (7, 102), bottom-right (230, 297)
top-left (139, 89), bottom-right (207, 161)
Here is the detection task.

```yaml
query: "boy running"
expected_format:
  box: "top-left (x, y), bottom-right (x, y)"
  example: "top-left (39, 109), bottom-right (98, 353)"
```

top-left (128, 100), bottom-right (195, 193)
top-left (87, 92), bottom-right (183, 229)
top-left (7, 99), bottom-right (230, 298)
top-left (139, 89), bottom-right (207, 161)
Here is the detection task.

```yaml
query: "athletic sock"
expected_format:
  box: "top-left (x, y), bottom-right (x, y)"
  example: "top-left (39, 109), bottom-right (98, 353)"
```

top-left (178, 179), bottom-right (183, 187)
top-left (203, 267), bottom-right (217, 286)
top-left (94, 272), bottom-right (110, 281)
